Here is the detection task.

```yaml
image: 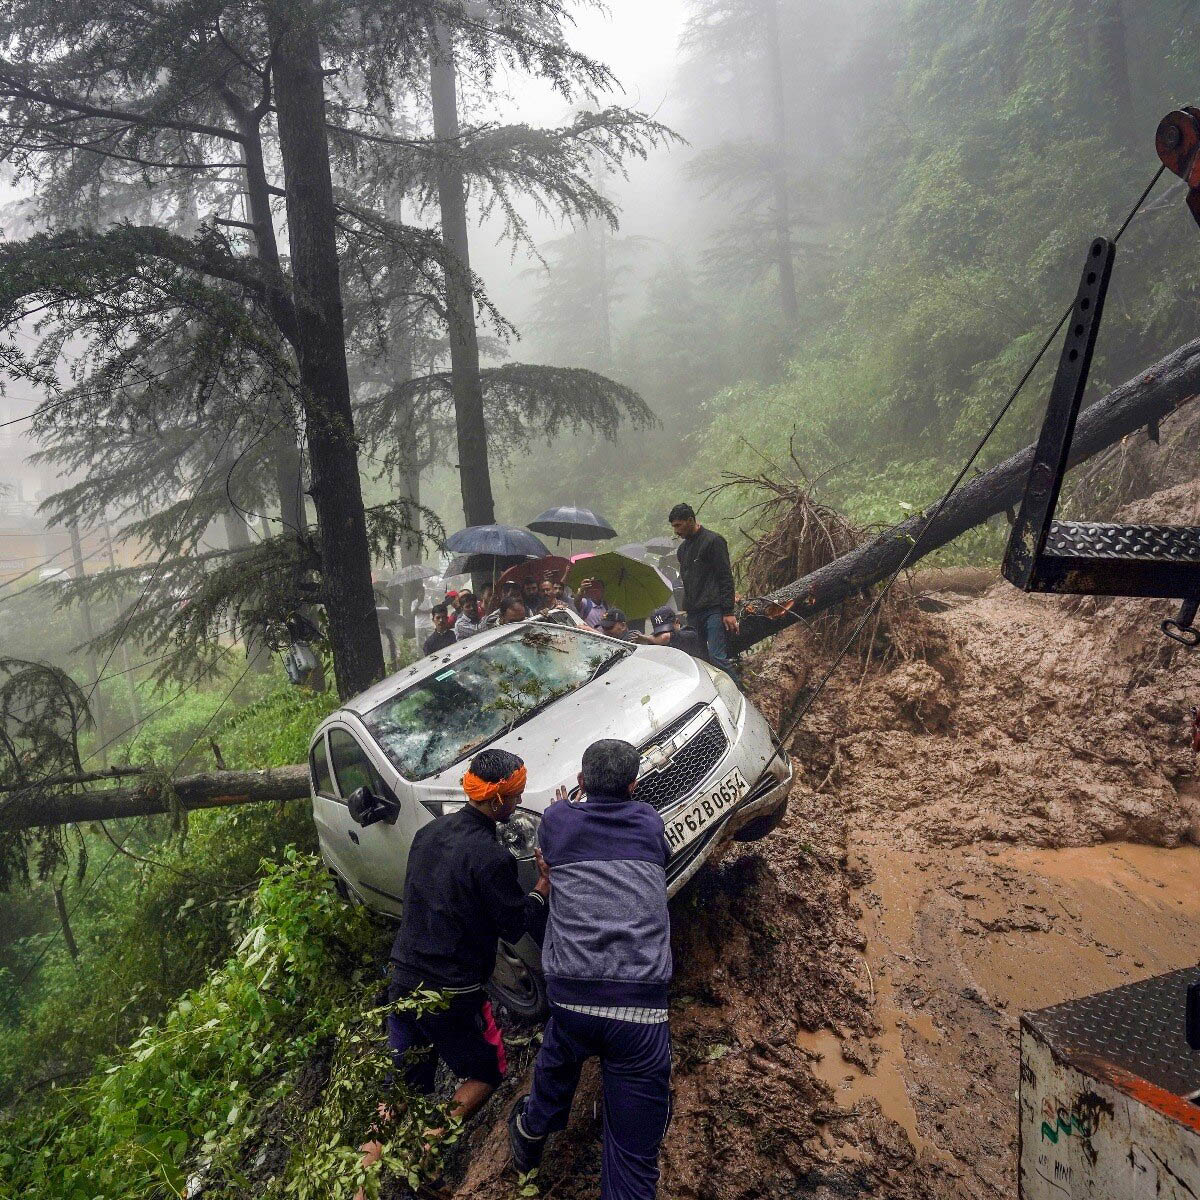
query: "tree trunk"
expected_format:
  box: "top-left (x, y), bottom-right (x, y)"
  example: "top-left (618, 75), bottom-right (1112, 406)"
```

top-left (428, 15), bottom-right (496, 529)
top-left (102, 519), bottom-right (141, 724)
top-left (1093, 0), bottom-right (1136, 147)
top-left (53, 883), bottom-right (79, 960)
top-left (730, 338), bottom-right (1200, 653)
top-left (384, 188), bottom-right (422, 642)
top-left (218, 441), bottom-right (271, 674)
top-left (762, 0), bottom-right (798, 328)
top-left (0, 764), bottom-right (310, 832)
top-left (397, 422), bottom-right (422, 642)
top-left (269, 10), bottom-right (385, 699)
top-left (272, 424), bottom-right (307, 538)
top-left (69, 522), bottom-right (106, 763)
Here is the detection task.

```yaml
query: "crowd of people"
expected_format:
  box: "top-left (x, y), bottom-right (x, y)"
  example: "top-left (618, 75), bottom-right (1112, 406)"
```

top-left (357, 502), bottom-right (742, 1200)
top-left (421, 500), bottom-right (740, 687)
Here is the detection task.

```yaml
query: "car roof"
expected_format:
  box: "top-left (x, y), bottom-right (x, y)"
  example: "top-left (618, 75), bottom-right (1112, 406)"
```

top-left (335, 615), bottom-right (611, 718)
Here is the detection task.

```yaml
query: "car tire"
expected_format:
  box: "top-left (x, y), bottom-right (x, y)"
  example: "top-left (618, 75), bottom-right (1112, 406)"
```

top-left (733, 795), bottom-right (789, 842)
top-left (488, 939), bottom-right (549, 1020)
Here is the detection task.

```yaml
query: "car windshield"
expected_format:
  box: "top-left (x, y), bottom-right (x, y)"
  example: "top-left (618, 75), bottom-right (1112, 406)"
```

top-left (361, 625), bottom-right (631, 780)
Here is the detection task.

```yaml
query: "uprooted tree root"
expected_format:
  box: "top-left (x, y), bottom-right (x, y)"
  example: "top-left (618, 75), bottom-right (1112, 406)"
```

top-left (705, 446), bottom-right (941, 675)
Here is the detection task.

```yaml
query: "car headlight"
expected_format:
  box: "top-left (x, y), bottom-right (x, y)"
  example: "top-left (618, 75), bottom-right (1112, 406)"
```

top-left (703, 661), bottom-right (745, 724)
top-left (496, 808), bottom-right (542, 860)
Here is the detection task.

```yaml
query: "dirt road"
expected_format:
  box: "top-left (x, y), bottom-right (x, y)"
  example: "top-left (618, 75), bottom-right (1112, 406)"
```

top-left (451, 581), bottom-right (1200, 1200)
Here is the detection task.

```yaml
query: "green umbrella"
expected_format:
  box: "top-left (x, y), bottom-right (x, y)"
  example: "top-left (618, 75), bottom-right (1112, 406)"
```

top-left (566, 551), bottom-right (672, 620)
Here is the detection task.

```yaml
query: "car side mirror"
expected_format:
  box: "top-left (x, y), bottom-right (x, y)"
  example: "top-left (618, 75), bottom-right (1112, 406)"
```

top-left (347, 786), bottom-right (400, 828)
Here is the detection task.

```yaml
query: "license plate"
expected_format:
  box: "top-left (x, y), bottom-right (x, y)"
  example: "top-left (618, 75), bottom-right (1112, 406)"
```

top-left (664, 768), bottom-right (749, 855)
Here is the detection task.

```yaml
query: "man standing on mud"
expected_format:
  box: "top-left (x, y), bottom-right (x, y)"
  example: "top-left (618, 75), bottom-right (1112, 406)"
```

top-left (508, 739), bottom-right (672, 1199)
top-left (357, 748), bottom-right (549, 1192)
top-left (668, 502), bottom-right (740, 683)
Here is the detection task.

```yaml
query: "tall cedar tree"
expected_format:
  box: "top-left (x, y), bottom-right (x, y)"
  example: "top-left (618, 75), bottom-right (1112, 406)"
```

top-left (0, 0), bottom-right (666, 695)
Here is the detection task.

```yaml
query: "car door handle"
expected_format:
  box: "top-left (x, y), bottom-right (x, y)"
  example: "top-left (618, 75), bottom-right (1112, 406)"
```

top-left (347, 830), bottom-right (360, 844)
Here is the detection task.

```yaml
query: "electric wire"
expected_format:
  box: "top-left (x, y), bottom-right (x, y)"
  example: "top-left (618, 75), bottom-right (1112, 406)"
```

top-left (0, 430), bottom-right (238, 824)
top-left (10, 651), bottom-right (254, 993)
top-left (767, 164), bottom-right (1167, 755)
top-left (0, 539), bottom-right (116, 607)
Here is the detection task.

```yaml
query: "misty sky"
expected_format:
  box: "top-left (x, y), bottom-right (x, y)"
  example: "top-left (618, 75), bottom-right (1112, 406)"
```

top-left (475, 0), bottom-right (692, 339)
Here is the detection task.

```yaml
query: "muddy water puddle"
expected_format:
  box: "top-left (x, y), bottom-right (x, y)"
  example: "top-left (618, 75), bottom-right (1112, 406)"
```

top-left (805, 836), bottom-right (1200, 1181)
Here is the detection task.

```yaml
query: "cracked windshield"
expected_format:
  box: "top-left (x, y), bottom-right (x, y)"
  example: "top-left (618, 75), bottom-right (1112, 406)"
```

top-left (362, 626), bottom-right (627, 779)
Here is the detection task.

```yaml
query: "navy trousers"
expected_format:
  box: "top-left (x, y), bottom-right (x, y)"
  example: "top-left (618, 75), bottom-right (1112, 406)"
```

top-left (524, 1006), bottom-right (672, 1200)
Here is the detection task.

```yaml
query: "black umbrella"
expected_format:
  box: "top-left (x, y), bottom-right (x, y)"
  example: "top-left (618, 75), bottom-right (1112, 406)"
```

top-left (643, 535), bottom-right (678, 556)
top-left (527, 506), bottom-right (617, 542)
top-left (446, 552), bottom-right (536, 578)
top-left (444, 524), bottom-right (551, 558)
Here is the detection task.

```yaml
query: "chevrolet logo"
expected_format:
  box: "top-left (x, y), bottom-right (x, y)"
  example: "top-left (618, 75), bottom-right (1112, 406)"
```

top-left (640, 741), bottom-right (675, 775)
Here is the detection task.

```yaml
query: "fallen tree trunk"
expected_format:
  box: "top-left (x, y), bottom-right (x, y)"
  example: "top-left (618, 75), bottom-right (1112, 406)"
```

top-left (0, 764), bottom-right (310, 833)
top-left (731, 337), bottom-right (1200, 653)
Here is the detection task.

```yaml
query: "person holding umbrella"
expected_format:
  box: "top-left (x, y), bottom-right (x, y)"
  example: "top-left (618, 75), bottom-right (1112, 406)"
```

top-left (575, 578), bottom-right (608, 628)
top-left (668, 503), bottom-right (740, 684)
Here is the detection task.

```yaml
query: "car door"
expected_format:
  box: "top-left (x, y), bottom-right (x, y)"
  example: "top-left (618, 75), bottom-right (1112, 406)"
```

top-left (326, 721), bottom-right (425, 917)
top-left (310, 730), bottom-right (360, 891)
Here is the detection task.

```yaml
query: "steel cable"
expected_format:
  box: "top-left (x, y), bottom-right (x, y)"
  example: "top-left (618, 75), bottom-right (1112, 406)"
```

top-left (765, 164), bottom-right (1167, 755)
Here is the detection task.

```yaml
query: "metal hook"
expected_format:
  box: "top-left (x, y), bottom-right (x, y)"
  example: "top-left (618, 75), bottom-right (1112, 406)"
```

top-left (1161, 598), bottom-right (1200, 646)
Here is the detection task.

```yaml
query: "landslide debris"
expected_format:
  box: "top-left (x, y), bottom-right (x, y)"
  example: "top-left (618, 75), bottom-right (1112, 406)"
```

top-left (440, 480), bottom-right (1200, 1200)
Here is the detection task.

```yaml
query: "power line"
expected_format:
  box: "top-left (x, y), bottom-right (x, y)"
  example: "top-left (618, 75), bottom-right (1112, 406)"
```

top-left (10, 653), bottom-right (260, 993)
top-left (0, 431), bottom-right (238, 823)
top-left (0, 362), bottom-right (195, 433)
top-left (769, 164), bottom-right (1167, 753)
top-left (0, 540), bottom-right (112, 610)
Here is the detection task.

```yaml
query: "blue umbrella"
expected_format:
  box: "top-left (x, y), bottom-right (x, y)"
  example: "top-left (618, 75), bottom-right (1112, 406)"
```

top-left (444, 524), bottom-right (551, 558)
top-left (527, 506), bottom-right (617, 542)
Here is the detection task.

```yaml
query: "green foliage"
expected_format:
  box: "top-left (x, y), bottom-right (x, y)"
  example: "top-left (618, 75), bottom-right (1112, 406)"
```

top-left (0, 675), bottom-right (339, 1100)
top-left (0, 852), bottom-right (450, 1200)
top-left (529, 0), bottom-right (1200, 569)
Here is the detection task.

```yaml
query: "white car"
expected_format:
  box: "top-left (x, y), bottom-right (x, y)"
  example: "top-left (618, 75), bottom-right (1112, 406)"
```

top-left (308, 613), bottom-right (792, 1016)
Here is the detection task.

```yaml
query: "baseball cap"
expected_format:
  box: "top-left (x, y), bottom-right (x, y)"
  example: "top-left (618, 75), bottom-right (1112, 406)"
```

top-left (650, 605), bottom-right (677, 634)
top-left (600, 607), bottom-right (628, 629)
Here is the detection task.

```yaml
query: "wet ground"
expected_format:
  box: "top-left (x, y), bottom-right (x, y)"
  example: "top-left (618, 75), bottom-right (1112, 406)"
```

top-left (443, 573), bottom-right (1200, 1200)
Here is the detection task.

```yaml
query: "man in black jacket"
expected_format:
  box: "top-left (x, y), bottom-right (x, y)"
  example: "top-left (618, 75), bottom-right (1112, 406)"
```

top-left (357, 748), bottom-right (548, 1187)
top-left (422, 604), bottom-right (457, 656)
top-left (669, 502), bottom-right (740, 683)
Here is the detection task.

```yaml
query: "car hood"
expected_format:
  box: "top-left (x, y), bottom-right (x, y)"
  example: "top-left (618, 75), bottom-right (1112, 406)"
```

top-left (419, 645), bottom-right (716, 812)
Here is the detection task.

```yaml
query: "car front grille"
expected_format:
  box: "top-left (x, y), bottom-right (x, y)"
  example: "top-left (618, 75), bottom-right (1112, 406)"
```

top-left (636, 713), bottom-right (728, 813)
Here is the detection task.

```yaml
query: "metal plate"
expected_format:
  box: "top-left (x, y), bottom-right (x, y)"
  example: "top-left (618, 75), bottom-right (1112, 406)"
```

top-left (1025, 966), bottom-right (1200, 1099)
top-left (1045, 522), bottom-right (1200, 563)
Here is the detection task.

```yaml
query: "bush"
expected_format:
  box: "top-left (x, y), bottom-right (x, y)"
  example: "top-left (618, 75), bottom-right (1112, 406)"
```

top-left (0, 676), bottom-right (340, 1102)
top-left (0, 853), bottom-right (452, 1200)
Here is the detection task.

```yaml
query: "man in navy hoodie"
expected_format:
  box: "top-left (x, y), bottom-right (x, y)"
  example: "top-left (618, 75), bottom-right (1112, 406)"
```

top-left (508, 739), bottom-right (672, 1199)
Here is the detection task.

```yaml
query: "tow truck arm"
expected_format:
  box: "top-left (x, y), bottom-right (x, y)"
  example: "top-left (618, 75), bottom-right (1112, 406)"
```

top-left (1002, 108), bottom-right (1200, 645)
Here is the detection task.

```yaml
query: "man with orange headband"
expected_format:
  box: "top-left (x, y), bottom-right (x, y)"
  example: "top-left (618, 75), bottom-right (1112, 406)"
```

top-left (358, 748), bottom-right (549, 1185)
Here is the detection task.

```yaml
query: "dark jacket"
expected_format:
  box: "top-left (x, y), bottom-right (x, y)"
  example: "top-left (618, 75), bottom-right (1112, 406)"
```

top-left (390, 804), bottom-right (547, 992)
top-left (667, 627), bottom-right (707, 660)
top-left (677, 526), bottom-right (736, 615)
top-left (538, 792), bottom-right (672, 1009)
top-left (422, 628), bottom-right (457, 656)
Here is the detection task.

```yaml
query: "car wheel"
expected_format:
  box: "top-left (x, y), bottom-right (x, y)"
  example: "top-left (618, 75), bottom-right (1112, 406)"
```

top-left (489, 939), bottom-right (548, 1020)
top-left (733, 796), bottom-right (789, 842)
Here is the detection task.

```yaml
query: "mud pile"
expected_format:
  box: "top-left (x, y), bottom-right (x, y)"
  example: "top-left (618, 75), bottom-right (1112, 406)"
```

top-left (442, 490), bottom-right (1200, 1200)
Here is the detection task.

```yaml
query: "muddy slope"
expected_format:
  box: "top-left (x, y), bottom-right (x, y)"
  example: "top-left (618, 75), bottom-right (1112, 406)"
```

top-left (449, 550), bottom-right (1200, 1200)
